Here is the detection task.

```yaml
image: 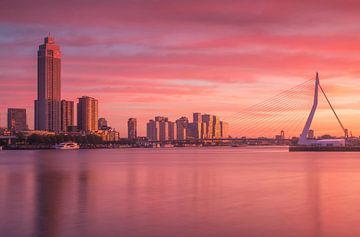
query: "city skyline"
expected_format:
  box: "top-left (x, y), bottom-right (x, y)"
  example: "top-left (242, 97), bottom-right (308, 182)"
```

top-left (1, 1), bottom-right (360, 136)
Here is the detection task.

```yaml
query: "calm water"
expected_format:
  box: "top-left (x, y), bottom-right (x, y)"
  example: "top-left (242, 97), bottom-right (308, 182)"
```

top-left (1, 147), bottom-right (360, 237)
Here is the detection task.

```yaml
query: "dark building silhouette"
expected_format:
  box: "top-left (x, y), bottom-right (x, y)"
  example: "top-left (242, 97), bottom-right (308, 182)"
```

top-left (98, 118), bottom-right (108, 130)
top-left (7, 108), bottom-right (28, 131)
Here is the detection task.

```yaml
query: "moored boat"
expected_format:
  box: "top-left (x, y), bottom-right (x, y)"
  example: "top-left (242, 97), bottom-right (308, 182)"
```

top-left (54, 142), bottom-right (80, 150)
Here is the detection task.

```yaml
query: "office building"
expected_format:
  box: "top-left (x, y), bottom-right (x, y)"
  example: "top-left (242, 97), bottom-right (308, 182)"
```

top-left (60, 100), bottom-right (74, 132)
top-left (34, 35), bottom-right (61, 132)
top-left (77, 96), bottom-right (98, 132)
top-left (128, 118), bottom-right (137, 139)
top-left (7, 108), bottom-right (28, 131)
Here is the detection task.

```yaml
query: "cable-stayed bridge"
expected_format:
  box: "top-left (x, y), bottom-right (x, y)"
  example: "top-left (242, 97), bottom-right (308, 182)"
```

top-left (147, 72), bottom-right (353, 149)
top-left (226, 72), bottom-right (348, 142)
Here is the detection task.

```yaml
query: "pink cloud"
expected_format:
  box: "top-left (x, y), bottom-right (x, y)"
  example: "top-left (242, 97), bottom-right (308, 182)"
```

top-left (1, 0), bottom-right (360, 136)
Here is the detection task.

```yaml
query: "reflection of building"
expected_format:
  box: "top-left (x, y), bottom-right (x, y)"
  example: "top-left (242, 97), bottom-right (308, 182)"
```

top-left (7, 108), bottom-right (28, 131)
top-left (77, 96), bottom-right (98, 132)
top-left (127, 118), bottom-right (137, 139)
top-left (60, 100), bottom-right (74, 132)
top-left (35, 35), bottom-right (61, 132)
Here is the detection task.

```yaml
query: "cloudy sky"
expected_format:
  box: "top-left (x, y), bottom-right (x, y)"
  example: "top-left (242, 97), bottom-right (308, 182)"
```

top-left (1, 0), bottom-right (360, 136)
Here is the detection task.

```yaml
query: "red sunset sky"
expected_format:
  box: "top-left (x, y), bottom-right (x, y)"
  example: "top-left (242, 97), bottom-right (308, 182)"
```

top-left (1, 0), bottom-right (360, 137)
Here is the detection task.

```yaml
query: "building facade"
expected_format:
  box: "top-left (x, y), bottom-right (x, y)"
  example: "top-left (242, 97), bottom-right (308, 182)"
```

top-left (77, 96), bottom-right (98, 132)
top-left (176, 117), bottom-right (188, 140)
top-left (128, 118), bottom-right (137, 139)
top-left (201, 114), bottom-right (213, 139)
top-left (168, 121), bottom-right (177, 141)
top-left (98, 118), bottom-right (108, 130)
top-left (220, 121), bottom-right (229, 138)
top-left (146, 119), bottom-right (159, 141)
top-left (34, 35), bottom-right (61, 132)
top-left (60, 100), bottom-right (74, 132)
top-left (7, 108), bottom-right (28, 131)
top-left (213, 115), bottom-right (221, 138)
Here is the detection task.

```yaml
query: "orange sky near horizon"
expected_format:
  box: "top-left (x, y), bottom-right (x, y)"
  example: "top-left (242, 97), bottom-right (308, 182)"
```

top-left (1, 0), bottom-right (360, 137)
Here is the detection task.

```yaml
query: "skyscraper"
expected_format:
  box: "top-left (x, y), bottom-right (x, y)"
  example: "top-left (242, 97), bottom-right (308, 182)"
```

top-left (128, 118), bottom-right (137, 139)
top-left (34, 35), bottom-right (61, 132)
top-left (7, 108), bottom-right (28, 131)
top-left (77, 96), bottom-right (98, 132)
top-left (60, 100), bottom-right (74, 132)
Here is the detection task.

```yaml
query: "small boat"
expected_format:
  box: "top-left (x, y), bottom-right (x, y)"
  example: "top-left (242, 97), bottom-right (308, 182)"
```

top-left (54, 142), bottom-right (80, 150)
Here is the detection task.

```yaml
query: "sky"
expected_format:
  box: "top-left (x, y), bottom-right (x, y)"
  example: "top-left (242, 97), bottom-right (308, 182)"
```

top-left (1, 0), bottom-right (360, 137)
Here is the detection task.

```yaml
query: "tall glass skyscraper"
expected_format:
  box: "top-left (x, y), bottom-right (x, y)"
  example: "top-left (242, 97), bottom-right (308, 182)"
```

top-left (34, 35), bottom-right (61, 132)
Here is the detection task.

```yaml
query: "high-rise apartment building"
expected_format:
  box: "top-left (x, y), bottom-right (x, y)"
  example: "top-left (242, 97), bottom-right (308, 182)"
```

top-left (7, 108), bottom-right (28, 131)
top-left (60, 100), bottom-right (74, 132)
top-left (155, 117), bottom-right (169, 141)
top-left (213, 115), bottom-right (221, 138)
top-left (34, 35), bottom-right (61, 132)
top-left (77, 96), bottom-right (98, 132)
top-left (146, 119), bottom-right (159, 141)
top-left (168, 121), bottom-right (177, 140)
top-left (128, 118), bottom-right (137, 139)
top-left (176, 117), bottom-right (188, 140)
top-left (193, 112), bottom-right (202, 123)
top-left (201, 114), bottom-right (213, 139)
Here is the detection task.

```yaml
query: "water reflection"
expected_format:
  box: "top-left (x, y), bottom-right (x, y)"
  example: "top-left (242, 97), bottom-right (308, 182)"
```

top-left (1, 148), bottom-right (360, 237)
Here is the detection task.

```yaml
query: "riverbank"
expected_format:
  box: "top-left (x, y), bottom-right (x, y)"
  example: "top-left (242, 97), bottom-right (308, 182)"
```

top-left (289, 146), bottom-right (360, 152)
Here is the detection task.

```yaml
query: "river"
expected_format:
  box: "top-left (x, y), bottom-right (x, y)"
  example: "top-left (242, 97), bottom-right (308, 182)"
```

top-left (1, 147), bottom-right (360, 237)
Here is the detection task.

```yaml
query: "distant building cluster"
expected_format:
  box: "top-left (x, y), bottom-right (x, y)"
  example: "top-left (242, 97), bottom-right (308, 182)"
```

top-left (0, 35), bottom-right (119, 142)
top-left (145, 113), bottom-right (228, 141)
top-left (0, 36), bottom-right (230, 143)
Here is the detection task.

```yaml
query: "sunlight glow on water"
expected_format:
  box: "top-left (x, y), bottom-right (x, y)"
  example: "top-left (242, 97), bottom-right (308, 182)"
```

top-left (1, 147), bottom-right (360, 237)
